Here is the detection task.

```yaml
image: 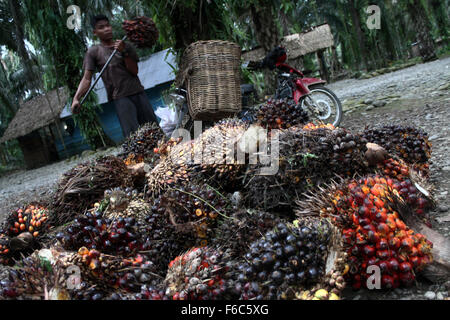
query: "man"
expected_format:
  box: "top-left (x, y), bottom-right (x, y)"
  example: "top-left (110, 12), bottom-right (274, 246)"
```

top-left (71, 14), bottom-right (157, 138)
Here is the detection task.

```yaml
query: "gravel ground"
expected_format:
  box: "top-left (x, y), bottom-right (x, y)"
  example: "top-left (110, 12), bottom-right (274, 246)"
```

top-left (0, 147), bottom-right (121, 219)
top-left (0, 57), bottom-right (448, 300)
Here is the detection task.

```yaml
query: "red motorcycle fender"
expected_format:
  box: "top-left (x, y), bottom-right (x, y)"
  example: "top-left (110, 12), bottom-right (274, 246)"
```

top-left (294, 78), bottom-right (327, 104)
top-left (302, 77), bottom-right (327, 88)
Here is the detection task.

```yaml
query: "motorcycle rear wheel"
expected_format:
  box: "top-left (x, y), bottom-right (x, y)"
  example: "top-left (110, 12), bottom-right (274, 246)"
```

top-left (300, 85), bottom-right (342, 127)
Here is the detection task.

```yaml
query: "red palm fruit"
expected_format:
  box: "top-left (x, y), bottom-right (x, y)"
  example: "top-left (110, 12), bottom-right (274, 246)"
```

top-left (416, 198), bottom-right (428, 209)
top-left (367, 256), bottom-right (378, 266)
top-left (343, 229), bottom-right (355, 244)
top-left (400, 181), bottom-right (409, 189)
top-left (377, 250), bottom-right (391, 260)
top-left (352, 214), bottom-right (359, 226)
top-left (377, 223), bottom-right (390, 236)
top-left (401, 237), bottom-right (414, 250)
top-left (416, 243), bottom-right (431, 255)
top-left (361, 185), bottom-right (370, 195)
top-left (410, 246), bottom-right (419, 257)
top-left (420, 255), bottom-right (431, 268)
top-left (382, 275), bottom-right (395, 289)
top-left (386, 216), bottom-right (397, 230)
top-left (367, 230), bottom-right (380, 244)
top-left (395, 219), bottom-right (407, 231)
top-left (376, 238), bottom-right (389, 250)
top-left (363, 245), bottom-right (376, 257)
top-left (386, 178), bottom-right (394, 187)
top-left (370, 186), bottom-right (381, 197)
top-left (356, 233), bottom-right (366, 245)
top-left (358, 206), bottom-right (370, 218)
top-left (396, 230), bottom-right (408, 239)
top-left (406, 193), bottom-right (418, 205)
top-left (389, 237), bottom-right (400, 251)
top-left (399, 272), bottom-right (414, 287)
top-left (375, 211), bottom-right (388, 223)
top-left (399, 262), bottom-right (412, 273)
top-left (388, 258), bottom-right (400, 272)
top-left (410, 256), bottom-right (421, 268)
top-left (378, 260), bottom-right (389, 274)
top-left (361, 220), bottom-right (374, 230)
top-left (392, 274), bottom-right (400, 288)
top-left (369, 207), bottom-right (378, 220)
top-left (374, 198), bottom-right (385, 209)
top-left (354, 192), bottom-right (365, 205)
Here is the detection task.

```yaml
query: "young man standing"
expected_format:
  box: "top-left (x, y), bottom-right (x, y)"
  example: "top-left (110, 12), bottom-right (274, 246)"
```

top-left (71, 15), bottom-right (157, 138)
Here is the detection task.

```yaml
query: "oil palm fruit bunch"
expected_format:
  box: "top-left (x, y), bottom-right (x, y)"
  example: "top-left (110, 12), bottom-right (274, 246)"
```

top-left (147, 119), bottom-right (248, 196)
top-left (361, 125), bottom-right (432, 176)
top-left (0, 249), bottom-right (69, 300)
top-left (193, 118), bottom-right (248, 189)
top-left (231, 219), bottom-right (333, 300)
top-left (256, 98), bottom-right (309, 130)
top-left (50, 156), bottom-right (133, 226)
top-left (137, 197), bottom-right (198, 275)
top-left (121, 122), bottom-right (165, 166)
top-left (211, 210), bottom-right (285, 259)
top-left (0, 204), bottom-right (50, 265)
top-left (122, 16), bottom-right (159, 49)
top-left (296, 175), bottom-right (434, 290)
top-left (377, 158), bottom-right (434, 226)
top-left (164, 247), bottom-right (237, 300)
top-left (56, 210), bottom-right (143, 257)
top-left (160, 185), bottom-right (231, 247)
top-left (244, 125), bottom-right (368, 211)
top-left (68, 247), bottom-right (161, 294)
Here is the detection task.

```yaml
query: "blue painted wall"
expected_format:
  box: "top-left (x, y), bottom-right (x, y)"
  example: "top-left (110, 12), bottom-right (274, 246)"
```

top-left (54, 82), bottom-right (172, 159)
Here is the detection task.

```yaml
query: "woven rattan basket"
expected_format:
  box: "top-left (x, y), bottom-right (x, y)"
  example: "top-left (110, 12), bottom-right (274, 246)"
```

top-left (178, 40), bottom-right (242, 121)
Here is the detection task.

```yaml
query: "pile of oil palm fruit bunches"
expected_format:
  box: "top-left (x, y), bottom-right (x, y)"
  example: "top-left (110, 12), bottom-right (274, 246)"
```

top-left (0, 98), bottom-right (444, 300)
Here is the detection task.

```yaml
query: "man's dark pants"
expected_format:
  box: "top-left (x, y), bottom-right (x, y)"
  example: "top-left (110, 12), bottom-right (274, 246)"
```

top-left (114, 91), bottom-right (158, 138)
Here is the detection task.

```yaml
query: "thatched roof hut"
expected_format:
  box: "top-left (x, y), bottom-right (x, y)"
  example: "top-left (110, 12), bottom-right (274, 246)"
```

top-left (242, 23), bottom-right (335, 62)
top-left (0, 87), bottom-right (68, 143)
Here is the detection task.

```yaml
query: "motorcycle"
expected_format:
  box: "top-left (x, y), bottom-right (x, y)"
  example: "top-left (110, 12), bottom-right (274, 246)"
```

top-left (165, 46), bottom-right (342, 134)
top-left (245, 46), bottom-right (342, 127)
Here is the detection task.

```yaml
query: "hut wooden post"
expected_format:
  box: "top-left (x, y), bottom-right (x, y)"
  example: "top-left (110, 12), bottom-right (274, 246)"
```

top-left (43, 90), bottom-right (69, 159)
top-left (316, 49), bottom-right (330, 83)
top-left (0, 144), bottom-right (7, 165)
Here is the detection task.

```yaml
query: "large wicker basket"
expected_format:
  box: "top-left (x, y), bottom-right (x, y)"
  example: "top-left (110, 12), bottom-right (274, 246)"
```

top-left (177, 40), bottom-right (242, 121)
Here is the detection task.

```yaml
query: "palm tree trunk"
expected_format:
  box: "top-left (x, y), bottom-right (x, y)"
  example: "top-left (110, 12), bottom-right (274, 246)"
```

top-left (348, 0), bottom-right (370, 71)
top-left (429, 0), bottom-right (449, 39)
top-left (250, 3), bottom-right (280, 96)
top-left (8, 0), bottom-right (36, 89)
top-left (407, 0), bottom-right (437, 62)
